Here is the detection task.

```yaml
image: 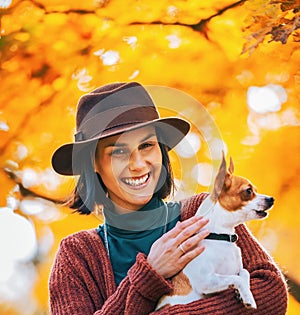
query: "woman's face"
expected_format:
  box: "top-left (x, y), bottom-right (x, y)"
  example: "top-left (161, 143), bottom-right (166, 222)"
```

top-left (95, 126), bottom-right (163, 213)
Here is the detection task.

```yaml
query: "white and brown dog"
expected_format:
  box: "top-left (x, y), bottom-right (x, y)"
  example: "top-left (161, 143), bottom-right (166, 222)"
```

top-left (156, 154), bottom-right (274, 310)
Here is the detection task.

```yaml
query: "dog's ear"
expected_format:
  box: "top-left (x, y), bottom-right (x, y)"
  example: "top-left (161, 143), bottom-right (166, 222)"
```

top-left (224, 156), bottom-right (234, 189)
top-left (228, 156), bottom-right (234, 174)
top-left (211, 153), bottom-right (227, 201)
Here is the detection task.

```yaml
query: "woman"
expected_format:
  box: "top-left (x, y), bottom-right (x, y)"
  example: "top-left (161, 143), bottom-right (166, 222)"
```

top-left (49, 82), bottom-right (288, 314)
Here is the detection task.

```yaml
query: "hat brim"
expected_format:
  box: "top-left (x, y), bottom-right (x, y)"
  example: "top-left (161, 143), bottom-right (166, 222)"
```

top-left (51, 117), bottom-right (190, 176)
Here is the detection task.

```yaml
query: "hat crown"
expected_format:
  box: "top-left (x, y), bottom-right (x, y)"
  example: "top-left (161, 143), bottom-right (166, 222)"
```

top-left (76, 82), bottom-right (158, 130)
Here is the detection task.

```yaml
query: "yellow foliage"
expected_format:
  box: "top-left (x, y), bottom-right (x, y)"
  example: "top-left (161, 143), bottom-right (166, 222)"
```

top-left (101, 0), bottom-right (237, 24)
top-left (207, 4), bottom-right (249, 61)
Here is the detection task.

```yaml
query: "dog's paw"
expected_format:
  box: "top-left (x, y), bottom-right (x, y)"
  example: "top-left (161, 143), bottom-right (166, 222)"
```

top-left (233, 290), bottom-right (257, 309)
top-left (244, 302), bottom-right (257, 309)
top-left (243, 294), bottom-right (257, 309)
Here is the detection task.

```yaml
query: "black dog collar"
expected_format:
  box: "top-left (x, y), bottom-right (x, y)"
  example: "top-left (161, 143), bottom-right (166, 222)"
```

top-left (205, 233), bottom-right (238, 243)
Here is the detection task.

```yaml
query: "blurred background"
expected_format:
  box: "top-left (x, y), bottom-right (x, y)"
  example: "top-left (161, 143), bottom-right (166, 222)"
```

top-left (1, 0), bottom-right (300, 314)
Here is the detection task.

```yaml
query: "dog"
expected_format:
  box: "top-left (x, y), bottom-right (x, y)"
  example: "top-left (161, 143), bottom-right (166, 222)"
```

top-left (156, 154), bottom-right (274, 310)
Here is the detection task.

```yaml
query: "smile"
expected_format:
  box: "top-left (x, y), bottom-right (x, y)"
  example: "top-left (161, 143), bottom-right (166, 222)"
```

top-left (122, 173), bottom-right (150, 187)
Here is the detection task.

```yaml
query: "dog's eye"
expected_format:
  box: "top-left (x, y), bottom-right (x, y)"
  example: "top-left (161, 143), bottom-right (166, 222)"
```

top-left (245, 187), bottom-right (252, 195)
top-left (240, 187), bottom-right (253, 201)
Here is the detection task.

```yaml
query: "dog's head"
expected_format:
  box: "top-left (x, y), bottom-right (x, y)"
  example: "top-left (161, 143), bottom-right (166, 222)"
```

top-left (211, 153), bottom-right (274, 221)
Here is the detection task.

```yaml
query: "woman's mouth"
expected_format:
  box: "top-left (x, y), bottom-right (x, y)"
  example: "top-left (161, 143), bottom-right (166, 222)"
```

top-left (121, 173), bottom-right (150, 188)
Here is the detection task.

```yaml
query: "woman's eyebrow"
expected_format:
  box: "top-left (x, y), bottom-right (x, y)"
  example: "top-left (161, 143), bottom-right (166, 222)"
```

top-left (140, 133), bottom-right (156, 142)
top-left (105, 142), bottom-right (126, 148)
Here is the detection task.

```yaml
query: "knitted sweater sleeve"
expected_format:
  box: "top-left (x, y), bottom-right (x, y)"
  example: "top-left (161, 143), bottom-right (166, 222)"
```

top-left (49, 230), bottom-right (173, 315)
top-left (150, 193), bottom-right (288, 315)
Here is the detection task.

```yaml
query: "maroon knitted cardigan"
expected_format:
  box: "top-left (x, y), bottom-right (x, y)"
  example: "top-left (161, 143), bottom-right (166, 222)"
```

top-left (49, 193), bottom-right (288, 315)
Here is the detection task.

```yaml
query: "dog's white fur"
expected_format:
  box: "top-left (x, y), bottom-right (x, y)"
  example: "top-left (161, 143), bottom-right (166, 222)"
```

top-left (156, 155), bottom-right (274, 310)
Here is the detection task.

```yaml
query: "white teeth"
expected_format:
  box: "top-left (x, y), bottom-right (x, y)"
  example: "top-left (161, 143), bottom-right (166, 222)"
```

top-left (123, 174), bottom-right (149, 187)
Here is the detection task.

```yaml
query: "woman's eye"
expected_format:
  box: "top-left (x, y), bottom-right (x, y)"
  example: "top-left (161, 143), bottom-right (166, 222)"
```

top-left (110, 148), bottom-right (127, 156)
top-left (140, 142), bottom-right (155, 150)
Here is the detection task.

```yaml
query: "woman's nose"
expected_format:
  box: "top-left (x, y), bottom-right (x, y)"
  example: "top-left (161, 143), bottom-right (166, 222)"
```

top-left (129, 150), bottom-right (146, 171)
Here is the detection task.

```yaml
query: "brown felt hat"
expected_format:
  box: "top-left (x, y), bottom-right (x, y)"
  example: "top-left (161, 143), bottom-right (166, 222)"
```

top-left (51, 82), bottom-right (190, 175)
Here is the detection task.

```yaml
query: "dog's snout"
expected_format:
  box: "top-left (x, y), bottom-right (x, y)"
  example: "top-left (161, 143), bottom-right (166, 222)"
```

top-left (266, 197), bottom-right (274, 207)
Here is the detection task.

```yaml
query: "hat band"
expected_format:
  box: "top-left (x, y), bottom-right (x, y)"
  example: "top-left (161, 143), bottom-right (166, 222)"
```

top-left (75, 105), bottom-right (159, 142)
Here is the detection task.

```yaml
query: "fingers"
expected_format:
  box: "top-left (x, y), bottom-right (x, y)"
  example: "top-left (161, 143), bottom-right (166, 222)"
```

top-left (179, 241), bottom-right (206, 264)
top-left (160, 216), bottom-right (209, 257)
top-left (175, 216), bottom-right (209, 245)
top-left (178, 228), bottom-right (210, 256)
top-left (164, 215), bottom-right (209, 260)
top-left (176, 229), bottom-right (209, 269)
top-left (147, 216), bottom-right (209, 278)
top-left (165, 216), bottom-right (208, 239)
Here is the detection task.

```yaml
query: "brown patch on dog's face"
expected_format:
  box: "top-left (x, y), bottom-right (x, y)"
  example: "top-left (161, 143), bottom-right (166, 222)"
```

top-left (171, 271), bottom-right (193, 296)
top-left (218, 175), bottom-right (257, 211)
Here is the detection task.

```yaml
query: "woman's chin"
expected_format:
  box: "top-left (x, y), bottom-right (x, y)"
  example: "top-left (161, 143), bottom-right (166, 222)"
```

top-left (126, 193), bottom-right (153, 208)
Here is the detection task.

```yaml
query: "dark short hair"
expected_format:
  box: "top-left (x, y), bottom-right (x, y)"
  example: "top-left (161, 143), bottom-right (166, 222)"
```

top-left (67, 131), bottom-right (174, 215)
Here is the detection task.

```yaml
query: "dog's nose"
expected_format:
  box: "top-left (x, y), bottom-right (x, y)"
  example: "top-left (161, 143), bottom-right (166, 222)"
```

top-left (266, 197), bottom-right (274, 207)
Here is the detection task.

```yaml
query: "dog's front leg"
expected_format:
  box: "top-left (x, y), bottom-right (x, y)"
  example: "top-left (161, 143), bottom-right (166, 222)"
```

top-left (234, 268), bottom-right (257, 309)
top-left (239, 268), bottom-right (250, 286)
top-left (201, 274), bottom-right (257, 309)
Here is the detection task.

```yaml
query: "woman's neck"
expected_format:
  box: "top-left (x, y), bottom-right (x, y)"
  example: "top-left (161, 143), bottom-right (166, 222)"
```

top-left (112, 204), bottom-right (139, 215)
top-left (103, 197), bottom-right (166, 232)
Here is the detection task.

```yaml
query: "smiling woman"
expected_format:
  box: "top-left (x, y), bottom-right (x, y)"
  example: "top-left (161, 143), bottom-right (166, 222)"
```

top-left (49, 82), bottom-right (288, 315)
top-left (94, 126), bottom-right (163, 212)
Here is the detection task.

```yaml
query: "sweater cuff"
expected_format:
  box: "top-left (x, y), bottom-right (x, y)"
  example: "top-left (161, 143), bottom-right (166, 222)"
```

top-left (128, 253), bottom-right (173, 302)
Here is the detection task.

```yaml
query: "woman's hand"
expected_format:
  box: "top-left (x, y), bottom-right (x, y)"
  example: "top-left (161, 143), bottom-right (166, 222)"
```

top-left (147, 216), bottom-right (209, 279)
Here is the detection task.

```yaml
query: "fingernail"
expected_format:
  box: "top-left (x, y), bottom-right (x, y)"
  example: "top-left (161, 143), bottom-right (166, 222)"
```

top-left (198, 217), bottom-right (209, 223)
top-left (200, 229), bottom-right (210, 236)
